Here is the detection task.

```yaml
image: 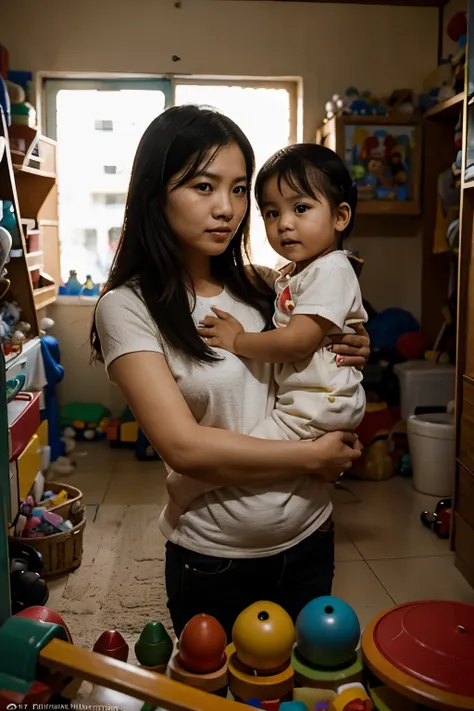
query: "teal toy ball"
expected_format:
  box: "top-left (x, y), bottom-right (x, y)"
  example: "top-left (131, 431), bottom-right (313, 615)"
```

top-left (295, 595), bottom-right (360, 668)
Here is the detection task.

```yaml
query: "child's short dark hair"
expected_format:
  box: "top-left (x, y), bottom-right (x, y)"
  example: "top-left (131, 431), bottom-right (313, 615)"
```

top-left (255, 143), bottom-right (357, 246)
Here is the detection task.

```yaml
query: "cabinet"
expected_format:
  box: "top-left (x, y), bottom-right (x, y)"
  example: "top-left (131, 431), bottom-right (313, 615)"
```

top-left (453, 0), bottom-right (474, 588)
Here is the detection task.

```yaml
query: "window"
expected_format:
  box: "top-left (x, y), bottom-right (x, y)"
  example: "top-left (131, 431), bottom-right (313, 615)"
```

top-left (94, 119), bottom-right (114, 131)
top-left (45, 77), bottom-right (172, 283)
top-left (45, 77), bottom-right (296, 282)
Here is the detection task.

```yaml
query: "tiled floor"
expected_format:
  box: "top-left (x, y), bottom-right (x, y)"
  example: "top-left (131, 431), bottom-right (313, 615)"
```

top-left (46, 441), bottom-right (474, 627)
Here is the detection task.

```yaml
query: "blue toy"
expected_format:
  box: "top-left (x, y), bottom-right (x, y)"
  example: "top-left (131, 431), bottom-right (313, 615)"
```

top-left (80, 274), bottom-right (100, 297)
top-left (295, 596), bottom-right (360, 669)
top-left (40, 335), bottom-right (66, 462)
top-left (58, 270), bottom-right (82, 296)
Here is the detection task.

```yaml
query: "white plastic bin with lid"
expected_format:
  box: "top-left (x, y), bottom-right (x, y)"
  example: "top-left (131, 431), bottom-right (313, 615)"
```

top-left (407, 412), bottom-right (454, 496)
top-left (393, 361), bottom-right (455, 420)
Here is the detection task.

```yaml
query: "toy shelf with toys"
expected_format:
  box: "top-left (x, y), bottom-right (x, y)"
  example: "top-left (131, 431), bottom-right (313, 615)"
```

top-left (317, 112), bottom-right (422, 217)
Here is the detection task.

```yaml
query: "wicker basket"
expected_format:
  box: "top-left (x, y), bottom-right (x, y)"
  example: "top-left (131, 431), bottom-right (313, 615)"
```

top-left (39, 481), bottom-right (83, 521)
top-left (10, 483), bottom-right (86, 577)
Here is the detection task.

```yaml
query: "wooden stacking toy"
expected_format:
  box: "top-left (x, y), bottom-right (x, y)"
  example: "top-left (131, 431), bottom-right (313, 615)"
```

top-left (168, 613), bottom-right (229, 696)
top-left (135, 620), bottom-right (173, 674)
top-left (227, 601), bottom-right (296, 703)
top-left (291, 596), bottom-right (364, 691)
top-left (328, 682), bottom-right (373, 711)
top-left (93, 629), bottom-right (129, 662)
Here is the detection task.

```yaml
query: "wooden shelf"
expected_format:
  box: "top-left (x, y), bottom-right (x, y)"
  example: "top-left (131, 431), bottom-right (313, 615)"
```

top-left (13, 164), bottom-right (56, 180)
top-left (322, 114), bottom-right (420, 128)
top-left (33, 274), bottom-right (57, 311)
top-left (240, 1), bottom-right (449, 6)
top-left (463, 178), bottom-right (474, 190)
top-left (424, 93), bottom-right (465, 119)
top-left (357, 200), bottom-right (420, 216)
top-left (25, 251), bottom-right (43, 271)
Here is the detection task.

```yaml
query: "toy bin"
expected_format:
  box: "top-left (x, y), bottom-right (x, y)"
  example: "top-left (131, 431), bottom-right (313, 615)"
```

top-left (7, 391), bottom-right (41, 461)
top-left (38, 481), bottom-right (84, 521)
top-left (407, 413), bottom-right (455, 496)
top-left (393, 361), bottom-right (455, 420)
top-left (9, 485), bottom-right (86, 577)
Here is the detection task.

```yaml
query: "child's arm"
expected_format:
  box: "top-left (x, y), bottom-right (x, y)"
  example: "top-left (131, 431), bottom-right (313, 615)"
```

top-left (199, 307), bottom-right (333, 362)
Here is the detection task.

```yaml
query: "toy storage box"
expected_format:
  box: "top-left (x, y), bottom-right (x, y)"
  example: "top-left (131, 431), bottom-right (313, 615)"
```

top-left (393, 361), bottom-right (455, 420)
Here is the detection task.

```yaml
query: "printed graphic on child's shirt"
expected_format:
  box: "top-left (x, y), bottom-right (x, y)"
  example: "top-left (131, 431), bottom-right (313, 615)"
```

top-left (277, 284), bottom-right (295, 316)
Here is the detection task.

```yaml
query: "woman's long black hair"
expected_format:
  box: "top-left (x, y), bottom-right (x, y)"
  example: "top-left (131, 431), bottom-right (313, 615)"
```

top-left (91, 105), bottom-right (273, 363)
top-left (255, 143), bottom-right (358, 248)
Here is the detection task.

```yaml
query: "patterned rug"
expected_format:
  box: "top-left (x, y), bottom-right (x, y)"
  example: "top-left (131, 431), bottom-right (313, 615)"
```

top-left (58, 503), bottom-right (171, 658)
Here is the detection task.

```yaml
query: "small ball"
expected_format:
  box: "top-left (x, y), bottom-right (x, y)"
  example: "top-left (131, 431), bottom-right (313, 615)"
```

top-left (232, 601), bottom-right (295, 671)
top-left (296, 596), bottom-right (360, 668)
top-left (179, 614), bottom-right (227, 673)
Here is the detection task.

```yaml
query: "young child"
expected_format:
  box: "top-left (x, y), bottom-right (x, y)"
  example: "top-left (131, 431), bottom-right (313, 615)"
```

top-left (167, 143), bottom-right (366, 508)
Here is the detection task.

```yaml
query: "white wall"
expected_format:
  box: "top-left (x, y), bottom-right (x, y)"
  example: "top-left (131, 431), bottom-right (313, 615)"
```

top-left (3, 0), bottom-right (440, 408)
top-left (4, 0), bottom-right (437, 140)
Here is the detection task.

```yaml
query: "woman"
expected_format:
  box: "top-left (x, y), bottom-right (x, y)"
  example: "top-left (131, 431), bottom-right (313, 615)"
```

top-left (91, 105), bottom-right (370, 639)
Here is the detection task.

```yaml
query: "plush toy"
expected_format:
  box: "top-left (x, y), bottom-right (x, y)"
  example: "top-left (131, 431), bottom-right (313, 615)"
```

top-left (40, 333), bottom-right (76, 475)
top-left (388, 89), bottom-right (417, 116)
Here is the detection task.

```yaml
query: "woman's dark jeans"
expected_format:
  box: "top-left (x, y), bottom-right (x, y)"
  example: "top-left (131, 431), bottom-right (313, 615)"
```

top-left (165, 521), bottom-right (335, 640)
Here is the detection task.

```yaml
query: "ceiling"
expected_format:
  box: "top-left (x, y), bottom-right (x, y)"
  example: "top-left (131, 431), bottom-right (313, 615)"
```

top-left (213, 0), bottom-right (448, 6)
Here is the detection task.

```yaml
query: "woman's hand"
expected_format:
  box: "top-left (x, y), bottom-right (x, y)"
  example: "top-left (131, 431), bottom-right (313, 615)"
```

top-left (198, 307), bottom-right (244, 354)
top-left (307, 431), bottom-right (363, 482)
top-left (327, 323), bottom-right (370, 371)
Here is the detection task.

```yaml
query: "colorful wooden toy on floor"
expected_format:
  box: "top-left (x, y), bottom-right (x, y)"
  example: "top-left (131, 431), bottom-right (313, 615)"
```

top-left (135, 620), bottom-right (173, 673)
top-left (14, 605), bottom-right (72, 643)
top-left (93, 629), bottom-right (129, 662)
top-left (362, 600), bottom-right (474, 710)
top-left (227, 601), bottom-right (295, 703)
top-left (292, 596), bottom-right (363, 691)
top-left (169, 613), bottom-right (229, 696)
top-left (328, 682), bottom-right (373, 711)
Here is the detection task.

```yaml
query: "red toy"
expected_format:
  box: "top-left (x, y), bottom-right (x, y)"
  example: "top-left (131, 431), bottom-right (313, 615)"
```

top-left (421, 498), bottom-right (452, 539)
top-left (93, 630), bottom-right (129, 662)
top-left (15, 605), bottom-right (72, 643)
top-left (362, 601), bottom-right (474, 708)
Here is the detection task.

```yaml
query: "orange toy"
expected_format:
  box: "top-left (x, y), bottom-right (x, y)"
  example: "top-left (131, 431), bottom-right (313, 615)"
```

top-left (228, 601), bottom-right (295, 703)
top-left (179, 614), bottom-right (227, 674)
top-left (169, 614), bottom-right (229, 696)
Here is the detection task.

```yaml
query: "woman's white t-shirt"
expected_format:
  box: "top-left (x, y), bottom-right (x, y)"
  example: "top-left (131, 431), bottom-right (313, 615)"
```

top-left (95, 281), bottom-right (332, 559)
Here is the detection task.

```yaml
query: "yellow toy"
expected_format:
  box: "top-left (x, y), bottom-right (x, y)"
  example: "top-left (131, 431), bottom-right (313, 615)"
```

top-left (228, 601), bottom-right (296, 702)
top-left (329, 682), bottom-right (373, 711)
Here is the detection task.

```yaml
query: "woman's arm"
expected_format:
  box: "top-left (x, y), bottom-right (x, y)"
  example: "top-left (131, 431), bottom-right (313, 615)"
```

top-left (199, 308), bottom-right (332, 363)
top-left (109, 351), bottom-right (362, 486)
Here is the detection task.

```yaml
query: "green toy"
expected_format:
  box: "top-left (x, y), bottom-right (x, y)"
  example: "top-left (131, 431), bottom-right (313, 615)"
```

top-left (135, 621), bottom-right (174, 671)
top-left (0, 616), bottom-right (68, 694)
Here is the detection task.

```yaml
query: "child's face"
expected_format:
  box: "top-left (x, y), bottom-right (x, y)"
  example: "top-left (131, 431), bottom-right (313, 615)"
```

top-left (260, 175), bottom-right (350, 269)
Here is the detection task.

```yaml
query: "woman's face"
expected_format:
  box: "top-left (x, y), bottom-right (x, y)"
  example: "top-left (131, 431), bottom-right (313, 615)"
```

top-left (164, 143), bottom-right (249, 259)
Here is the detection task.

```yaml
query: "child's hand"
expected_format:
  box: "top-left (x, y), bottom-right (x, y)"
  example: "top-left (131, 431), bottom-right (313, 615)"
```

top-left (198, 307), bottom-right (244, 354)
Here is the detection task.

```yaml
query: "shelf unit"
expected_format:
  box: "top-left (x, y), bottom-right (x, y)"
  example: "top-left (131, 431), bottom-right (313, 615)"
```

top-left (421, 94), bottom-right (463, 348)
top-left (2, 120), bottom-right (60, 318)
top-left (316, 114), bottom-right (422, 216)
top-left (452, 0), bottom-right (474, 590)
top-left (0, 111), bottom-right (38, 336)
